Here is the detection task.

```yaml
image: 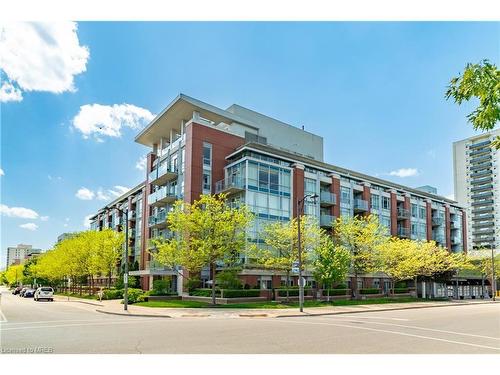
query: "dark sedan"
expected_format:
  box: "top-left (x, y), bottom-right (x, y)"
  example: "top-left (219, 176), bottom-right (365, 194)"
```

top-left (23, 289), bottom-right (36, 298)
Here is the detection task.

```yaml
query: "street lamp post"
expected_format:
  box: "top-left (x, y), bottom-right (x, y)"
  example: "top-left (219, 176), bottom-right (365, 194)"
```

top-left (491, 247), bottom-right (496, 302)
top-left (296, 193), bottom-right (318, 313)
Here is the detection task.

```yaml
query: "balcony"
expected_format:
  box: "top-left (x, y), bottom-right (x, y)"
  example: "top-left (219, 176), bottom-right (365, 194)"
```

top-left (149, 187), bottom-right (178, 207)
top-left (472, 221), bottom-right (495, 229)
top-left (471, 199), bottom-right (494, 206)
top-left (470, 154), bottom-right (492, 164)
top-left (215, 176), bottom-right (246, 195)
top-left (353, 198), bottom-right (369, 213)
top-left (469, 148), bottom-right (490, 157)
top-left (432, 233), bottom-right (446, 244)
top-left (471, 191), bottom-right (493, 200)
top-left (320, 214), bottom-right (336, 228)
top-left (397, 227), bottom-right (410, 238)
top-left (470, 184), bottom-right (493, 193)
top-left (149, 164), bottom-right (178, 186)
top-left (469, 140), bottom-right (491, 149)
top-left (470, 177), bottom-right (493, 185)
top-left (320, 191), bottom-right (337, 207)
top-left (148, 211), bottom-right (168, 229)
top-left (397, 208), bottom-right (410, 219)
top-left (470, 162), bottom-right (492, 172)
top-left (431, 217), bottom-right (444, 227)
top-left (450, 221), bottom-right (461, 230)
top-left (451, 236), bottom-right (461, 245)
top-left (472, 213), bottom-right (494, 221)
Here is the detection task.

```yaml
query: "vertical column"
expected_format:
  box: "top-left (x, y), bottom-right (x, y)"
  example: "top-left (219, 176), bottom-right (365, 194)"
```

top-left (404, 194), bottom-right (411, 234)
top-left (330, 173), bottom-right (341, 219)
top-left (445, 205), bottom-right (451, 250)
top-left (390, 190), bottom-right (398, 236)
top-left (461, 209), bottom-right (468, 253)
top-left (140, 152), bottom-right (155, 291)
top-left (362, 182), bottom-right (371, 215)
top-left (426, 200), bottom-right (433, 241)
top-left (292, 163), bottom-right (305, 218)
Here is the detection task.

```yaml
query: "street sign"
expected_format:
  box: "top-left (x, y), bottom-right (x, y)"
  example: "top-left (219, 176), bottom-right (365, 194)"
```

top-left (292, 261), bottom-right (299, 273)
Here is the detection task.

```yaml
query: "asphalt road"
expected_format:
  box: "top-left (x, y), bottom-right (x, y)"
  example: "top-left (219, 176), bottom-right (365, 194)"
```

top-left (1, 287), bottom-right (499, 354)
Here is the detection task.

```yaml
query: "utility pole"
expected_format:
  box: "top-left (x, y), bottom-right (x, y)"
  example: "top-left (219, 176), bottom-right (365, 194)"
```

top-left (297, 193), bottom-right (318, 313)
top-left (492, 247), bottom-right (496, 302)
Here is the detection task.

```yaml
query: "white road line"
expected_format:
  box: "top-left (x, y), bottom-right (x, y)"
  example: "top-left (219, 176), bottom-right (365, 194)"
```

top-left (0, 318), bottom-right (129, 326)
top-left (270, 319), bottom-right (500, 351)
top-left (0, 308), bottom-right (8, 323)
top-left (0, 318), bottom-right (162, 331)
top-left (317, 316), bottom-right (500, 341)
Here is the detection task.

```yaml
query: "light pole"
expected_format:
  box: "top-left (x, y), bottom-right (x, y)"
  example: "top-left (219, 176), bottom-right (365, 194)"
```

top-left (296, 193), bottom-right (318, 313)
top-left (119, 206), bottom-right (129, 311)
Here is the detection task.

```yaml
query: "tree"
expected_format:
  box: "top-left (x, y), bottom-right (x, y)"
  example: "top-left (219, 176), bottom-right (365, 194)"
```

top-left (251, 215), bottom-right (322, 302)
top-left (3, 264), bottom-right (24, 286)
top-left (446, 60), bottom-right (500, 149)
top-left (469, 248), bottom-right (500, 295)
top-left (332, 214), bottom-right (388, 299)
top-left (312, 232), bottom-right (351, 301)
top-left (151, 194), bottom-right (253, 305)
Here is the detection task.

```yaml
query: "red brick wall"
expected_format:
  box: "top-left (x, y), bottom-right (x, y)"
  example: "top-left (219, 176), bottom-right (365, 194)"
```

top-left (184, 122), bottom-right (245, 203)
top-left (426, 201), bottom-right (433, 241)
top-left (293, 166), bottom-right (305, 217)
top-left (362, 185), bottom-right (371, 215)
top-left (390, 192), bottom-right (398, 236)
top-left (331, 176), bottom-right (341, 219)
top-left (403, 196), bottom-right (411, 232)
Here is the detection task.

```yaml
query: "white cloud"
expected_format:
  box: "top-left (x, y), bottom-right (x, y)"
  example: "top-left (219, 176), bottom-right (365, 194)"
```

top-left (108, 185), bottom-right (130, 198)
top-left (96, 188), bottom-right (110, 201)
top-left (0, 22), bottom-right (89, 102)
top-left (0, 168), bottom-right (4, 176)
top-left (72, 103), bottom-right (155, 140)
top-left (48, 175), bottom-right (62, 181)
top-left (40, 215), bottom-right (49, 221)
top-left (0, 204), bottom-right (39, 219)
top-left (0, 82), bottom-right (23, 102)
top-left (20, 223), bottom-right (38, 231)
top-left (136, 155), bottom-right (147, 171)
top-left (75, 187), bottom-right (95, 200)
top-left (83, 214), bottom-right (93, 229)
top-left (389, 168), bottom-right (419, 178)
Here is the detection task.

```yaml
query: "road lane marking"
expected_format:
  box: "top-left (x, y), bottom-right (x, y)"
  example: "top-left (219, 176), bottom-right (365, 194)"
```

top-left (270, 319), bottom-right (500, 351)
top-left (0, 318), bottom-right (132, 325)
top-left (0, 318), bottom-right (162, 331)
top-left (319, 316), bottom-right (500, 341)
top-left (0, 308), bottom-right (7, 322)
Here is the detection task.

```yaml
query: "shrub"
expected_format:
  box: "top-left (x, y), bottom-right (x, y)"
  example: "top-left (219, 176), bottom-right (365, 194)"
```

top-left (190, 288), bottom-right (221, 297)
top-left (334, 284), bottom-right (347, 289)
top-left (125, 288), bottom-right (145, 304)
top-left (216, 270), bottom-right (243, 290)
top-left (222, 289), bottom-right (260, 298)
top-left (152, 279), bottom-right (171, 295)
top-left (395, 281), bottom-right (408, 288)
top-left (186, 278), bottom-right (202, 292)
top-left (277, 288), bottom-right (311, 297)
top-left (102, 289), bottom-right (123, 300)
top-left (359, 288), bottom-right (380, 295)
top-left (323, 289), bottom-right (349, 296)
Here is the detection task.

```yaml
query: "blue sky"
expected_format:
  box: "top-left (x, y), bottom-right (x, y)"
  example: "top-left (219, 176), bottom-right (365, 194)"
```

top-left (1, 21), bottom-right (499, 268)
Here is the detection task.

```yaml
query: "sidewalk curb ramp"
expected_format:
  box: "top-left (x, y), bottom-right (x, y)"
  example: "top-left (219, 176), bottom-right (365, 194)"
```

top-left (95, 309), bottom-right (172, 318)
top-left (274, 300), bottom-right (498, 318)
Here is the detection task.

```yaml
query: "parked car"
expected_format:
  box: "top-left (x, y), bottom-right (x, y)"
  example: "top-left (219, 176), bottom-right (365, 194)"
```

top-left (34, 287), bottom-right (54, 302)
top-left (12, 286), bottom-right (23, 295)
top-left (23, 289), bottom-right (36, 298)
top-left (19, 287), bottom-right (28, 297)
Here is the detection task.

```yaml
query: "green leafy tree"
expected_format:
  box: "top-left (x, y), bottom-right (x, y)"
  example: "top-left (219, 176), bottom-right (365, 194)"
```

top-left (312, 232), bottom-right (351, 301)
top-left (333, 214), bottom-right (388, 299)
top-left (251, 215), bottom-right (322, 302)
top-left (151, 193), bottom-right (253, 305)
top-left (3, 264), bottom-right (25, 286)
top-left (446, 60), bottom-right (500, 149)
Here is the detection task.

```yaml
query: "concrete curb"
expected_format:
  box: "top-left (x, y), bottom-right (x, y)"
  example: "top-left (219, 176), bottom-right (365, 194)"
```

top-left (95, 309), bottom-right (172, 318)
top-left (54, 298), bottom-right (104, 307)
top-left (274, 300), bottom-right (499, 318)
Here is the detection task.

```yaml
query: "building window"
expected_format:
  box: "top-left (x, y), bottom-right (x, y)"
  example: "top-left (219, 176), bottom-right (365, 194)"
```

top-left (341, 187), bottom-right (351, 204)
top-left (382, 196), bottom-right (390, 210)
top-left (411, 203), bottom-right (418, 218)
top-left (203, 172), bottom-right (211, 193)
top-left (203, 142), bottom-right (212, 167)
top-left (419, 206), bottom-right (426, 219)
top-left (371, 194), bottom-right (380, 210)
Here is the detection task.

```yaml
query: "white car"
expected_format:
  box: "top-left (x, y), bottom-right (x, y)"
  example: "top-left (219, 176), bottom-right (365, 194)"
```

top-left (34, 287), bottom-right (54, 302)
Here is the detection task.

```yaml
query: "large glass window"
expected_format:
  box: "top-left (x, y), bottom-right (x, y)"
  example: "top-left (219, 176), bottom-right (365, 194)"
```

top-left (341, 187), bottom-right (351, 204)
top-left (419, 206), bottom-right (426, 219)
top-left (382, 196), bottom-right (390, 210)
top-left (203, 142), bottom-right (212, 167)
top-left (203, 172), bottom-right (211, 193)
top-left (258, 165), bottom-right (269, 190)
top-left (411, 203), bottom-right (418, 218)
top-left (371, 194), bottom-right (380, 210)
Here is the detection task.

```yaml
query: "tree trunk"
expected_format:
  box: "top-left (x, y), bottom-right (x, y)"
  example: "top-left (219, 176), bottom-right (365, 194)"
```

top-left (211, 262), bottom-right (216, 306)
top-left (327, 287), bottom-right (330, 302)
top-left (286, 271), bottom-right (290, 303)
top-left (352, 271), bottom-right (359, 300)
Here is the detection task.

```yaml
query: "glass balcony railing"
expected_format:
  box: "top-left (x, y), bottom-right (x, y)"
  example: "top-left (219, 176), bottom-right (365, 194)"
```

top-left (432, 233), bottom-right (446, 244)
top-left (320, 214), bottom-right (336, 227)
top-left (320, 191), bottom-right (337, 206)
top-left (149, 164), bottom-right (178, 185)
top-left (432, 217), bottom-right (444, 226)
top-left (215, 176), bottom-right (246, 194)
top-left (397, 227), bottom-right (410, 238)
top-left (397, 208), bottom-right (410, 219)
top-left (353, 199), bottom-right (368, 212)
top-left (148, 211), bottom-right (168, 228)
top-left (149, 187), bottom-right (178, 206)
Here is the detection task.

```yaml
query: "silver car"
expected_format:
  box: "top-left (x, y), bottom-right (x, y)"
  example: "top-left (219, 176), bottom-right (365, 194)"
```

top-left (34, 287), bottom-right (54, 302)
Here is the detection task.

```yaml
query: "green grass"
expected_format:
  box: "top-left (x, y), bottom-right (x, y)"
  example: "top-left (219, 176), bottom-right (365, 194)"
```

top-left (134, 297), bottom-right (441, 309)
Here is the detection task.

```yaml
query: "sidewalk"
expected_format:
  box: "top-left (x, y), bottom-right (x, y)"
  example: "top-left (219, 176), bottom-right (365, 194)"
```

top-left (89, 298), bottom-right (498, 319)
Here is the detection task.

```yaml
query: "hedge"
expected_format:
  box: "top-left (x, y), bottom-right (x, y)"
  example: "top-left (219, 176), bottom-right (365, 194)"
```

top-left (126, 288), bottom-right (145, 304)
top-left (102, 289), bottom-right (123, 300)
top-left (277, 288), bottom-right (312, 297)
top-left (190, 288), bottom-right (220, 297)
top-left (359, 288), bottom-right (380, 295)
top-left (190, 289), bottom-right (261, 298)
top-left (322, 289), bottom-right (349, 296)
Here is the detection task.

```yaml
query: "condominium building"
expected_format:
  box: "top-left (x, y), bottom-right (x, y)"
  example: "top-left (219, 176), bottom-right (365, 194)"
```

top-left (453, 129), bottom-right (500, 251)
top-left (6, 244), bottom-right (42, 267)
top-left (90, 94), bottom-right (467, 293)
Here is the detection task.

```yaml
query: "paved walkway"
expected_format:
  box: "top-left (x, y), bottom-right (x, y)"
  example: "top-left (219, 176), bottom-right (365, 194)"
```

top-left (52, 294), bottom-right (498, 319)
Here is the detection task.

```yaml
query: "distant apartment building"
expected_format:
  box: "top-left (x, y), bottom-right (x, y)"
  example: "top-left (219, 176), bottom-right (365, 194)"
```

top-left (6, 244), bottom-right (42, 266)
top-left (57, 232), bottom-right (76, 243)
top-left (453, 129), bottom-right (500, 251)
top-left (90, 94), bottom-right (467, 294)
